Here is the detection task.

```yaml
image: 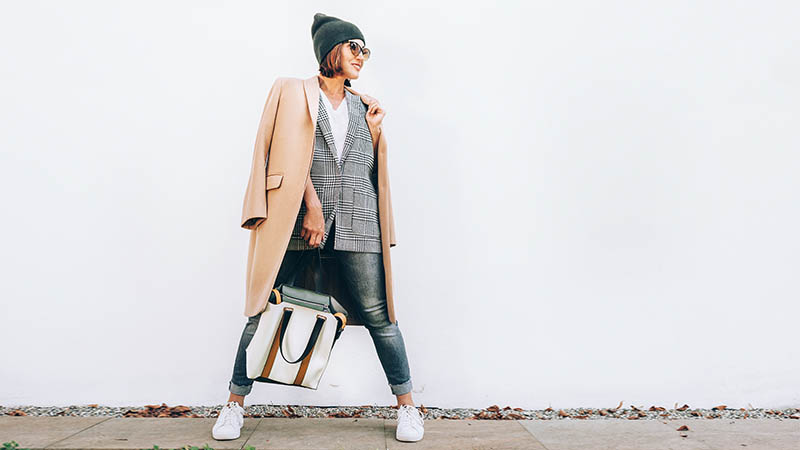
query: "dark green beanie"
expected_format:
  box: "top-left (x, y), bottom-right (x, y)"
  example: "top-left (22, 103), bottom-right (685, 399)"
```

top-left (311, 13), bottom-right (365, 85)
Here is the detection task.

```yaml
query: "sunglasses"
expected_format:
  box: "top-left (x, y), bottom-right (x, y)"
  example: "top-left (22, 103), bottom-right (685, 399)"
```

top-left (346, 40), bottom-right (371, 61)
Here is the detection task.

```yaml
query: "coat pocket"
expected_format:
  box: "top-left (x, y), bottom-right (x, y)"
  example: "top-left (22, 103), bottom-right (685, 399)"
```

top-left (266, 173), bottom-right (284, 190)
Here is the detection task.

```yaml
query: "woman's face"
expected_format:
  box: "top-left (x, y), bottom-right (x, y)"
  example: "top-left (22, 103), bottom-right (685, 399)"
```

top-left (340, 39), bottom-right (365, 80)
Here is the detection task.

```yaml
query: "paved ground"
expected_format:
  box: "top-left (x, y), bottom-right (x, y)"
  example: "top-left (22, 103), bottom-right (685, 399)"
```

top-left (1, 416), bottom-right (799, 449)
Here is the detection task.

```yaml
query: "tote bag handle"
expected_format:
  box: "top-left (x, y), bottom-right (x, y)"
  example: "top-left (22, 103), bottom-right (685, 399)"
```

top-left (276, 307), bottom-right (326, 364)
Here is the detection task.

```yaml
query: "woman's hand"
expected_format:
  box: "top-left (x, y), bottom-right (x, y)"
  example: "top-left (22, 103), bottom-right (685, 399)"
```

top-left (300, 202), bottom-right (326, 248)
top-left (361, 94), bottom-right (385, 131)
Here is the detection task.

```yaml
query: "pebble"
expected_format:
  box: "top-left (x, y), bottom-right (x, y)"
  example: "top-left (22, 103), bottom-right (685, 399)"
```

top-left (2, 403), bottom-right (799, 421)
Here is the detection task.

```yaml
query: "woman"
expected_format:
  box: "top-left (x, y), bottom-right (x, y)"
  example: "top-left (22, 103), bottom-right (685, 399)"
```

top-left (212, 13), bottom-right (424, 443)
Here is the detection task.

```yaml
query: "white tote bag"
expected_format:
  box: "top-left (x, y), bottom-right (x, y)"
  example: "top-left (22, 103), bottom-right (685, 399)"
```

top-left (245, 249), bottom-right (347, 389)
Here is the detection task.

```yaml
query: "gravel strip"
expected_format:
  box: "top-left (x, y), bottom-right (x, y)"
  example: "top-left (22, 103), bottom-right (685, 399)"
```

top-left (3, 403), bottom-right (799, 421)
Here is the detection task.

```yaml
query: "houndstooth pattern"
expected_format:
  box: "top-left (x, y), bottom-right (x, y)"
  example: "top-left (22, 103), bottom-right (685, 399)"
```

top-left (286, 89), bottom-right (382, 253)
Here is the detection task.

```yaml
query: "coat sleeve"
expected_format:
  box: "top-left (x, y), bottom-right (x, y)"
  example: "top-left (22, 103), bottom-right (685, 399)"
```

top-left (241, 77), bottom-right (284, 230)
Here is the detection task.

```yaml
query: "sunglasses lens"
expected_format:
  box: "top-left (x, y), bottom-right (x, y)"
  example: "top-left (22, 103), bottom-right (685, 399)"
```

top-left (348, 41), bottom-right (370, 60)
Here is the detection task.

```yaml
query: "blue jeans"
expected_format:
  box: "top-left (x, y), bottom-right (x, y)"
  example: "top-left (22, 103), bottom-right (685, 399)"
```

top-left (228, 220), bottom-right (413, 396)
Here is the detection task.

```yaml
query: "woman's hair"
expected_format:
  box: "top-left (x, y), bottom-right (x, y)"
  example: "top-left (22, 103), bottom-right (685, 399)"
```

top-left (319, 42), bottom-right (351, 86)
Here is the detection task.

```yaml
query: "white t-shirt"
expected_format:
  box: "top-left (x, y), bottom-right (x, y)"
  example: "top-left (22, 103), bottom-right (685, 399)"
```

top-left (320, 91), bottom-right (349, 162)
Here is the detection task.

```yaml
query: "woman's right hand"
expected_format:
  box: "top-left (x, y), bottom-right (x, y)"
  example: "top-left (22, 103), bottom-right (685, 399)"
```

top-left (300, 201), bottom-right (325, 248)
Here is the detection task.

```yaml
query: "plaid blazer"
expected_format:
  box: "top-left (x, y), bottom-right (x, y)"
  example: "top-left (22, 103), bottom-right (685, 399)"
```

top-left (285, 89), bottom-right (382, 253)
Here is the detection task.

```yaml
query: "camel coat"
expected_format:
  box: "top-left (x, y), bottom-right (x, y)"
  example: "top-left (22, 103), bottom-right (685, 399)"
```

top-left (240, 74), bottom-right (398, 327)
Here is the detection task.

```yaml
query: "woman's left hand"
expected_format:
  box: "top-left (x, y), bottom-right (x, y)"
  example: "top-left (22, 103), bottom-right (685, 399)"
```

top-left (362, 94), bottom-right (385, 131)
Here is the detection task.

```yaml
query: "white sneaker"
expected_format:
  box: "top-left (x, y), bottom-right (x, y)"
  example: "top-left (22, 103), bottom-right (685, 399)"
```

top-left (395, 404), bottom-right (424, 442)
top-left (212, 400), bottom-right (245, 440)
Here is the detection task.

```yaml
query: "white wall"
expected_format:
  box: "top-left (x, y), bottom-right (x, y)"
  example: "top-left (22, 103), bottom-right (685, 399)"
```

top-left (2, 1), bottom-right (799, 410)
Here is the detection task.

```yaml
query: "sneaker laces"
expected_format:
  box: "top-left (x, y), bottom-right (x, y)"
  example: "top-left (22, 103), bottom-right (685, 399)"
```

top-left (398, 405), bottom-right (422, 428)
top-left (218, 401), bottom-right (240, 427)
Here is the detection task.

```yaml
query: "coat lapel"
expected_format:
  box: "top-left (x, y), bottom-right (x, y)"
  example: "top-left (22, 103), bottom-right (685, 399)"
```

top-left (303, 75), bottom-right (320, 132)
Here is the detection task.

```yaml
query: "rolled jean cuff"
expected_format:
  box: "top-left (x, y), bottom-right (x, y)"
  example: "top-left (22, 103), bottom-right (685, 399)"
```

top-left (229, 380), bottom-right (253, 396)
top-left (389, 378), bottom-right (413, 396)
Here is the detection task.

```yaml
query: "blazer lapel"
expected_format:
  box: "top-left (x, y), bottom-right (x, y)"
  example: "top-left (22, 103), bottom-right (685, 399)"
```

top-left (315, 96), bottom-right (341, 165)
top-left (305, 75), bottom-right (362, 169)
top-left (337, 91), bottom-right (359, 166)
